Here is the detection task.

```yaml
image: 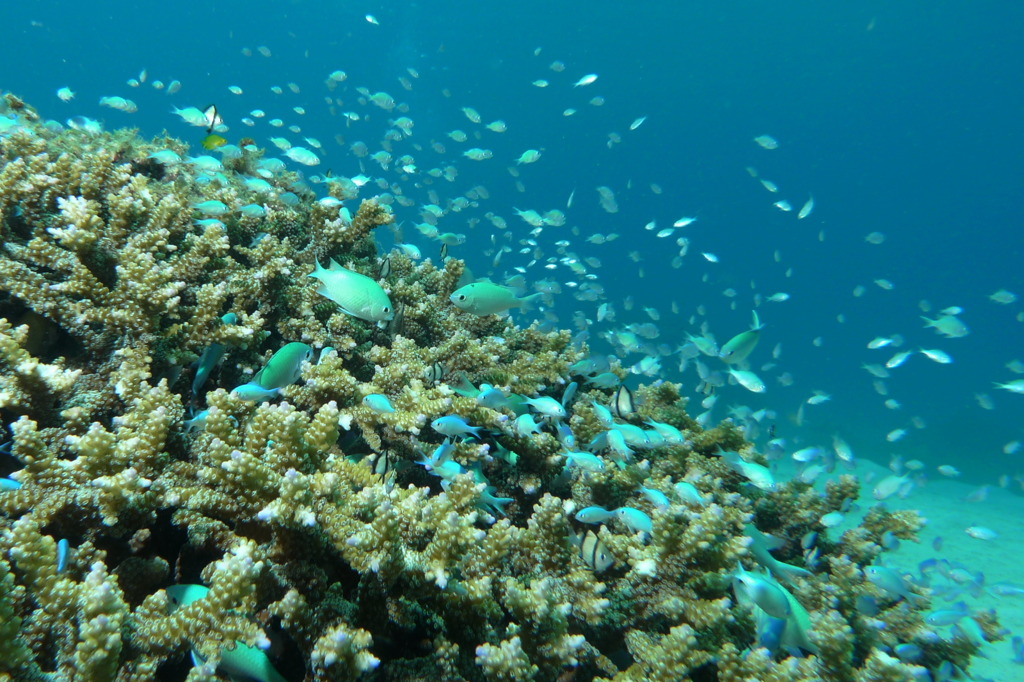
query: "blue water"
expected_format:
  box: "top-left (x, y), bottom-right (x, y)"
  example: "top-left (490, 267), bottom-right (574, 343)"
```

top-left (3, 0), bottom-right (1023, 481)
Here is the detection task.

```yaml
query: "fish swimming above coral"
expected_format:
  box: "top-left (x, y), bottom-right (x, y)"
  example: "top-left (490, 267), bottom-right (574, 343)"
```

top-left (449, 280), bottom-right (541, 316)
top-left (309, 258), bottom-right (395, 323)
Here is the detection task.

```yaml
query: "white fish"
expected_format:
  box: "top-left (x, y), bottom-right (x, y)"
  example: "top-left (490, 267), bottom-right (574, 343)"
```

top-left (172, 106), bottom-right (214, 128)
top-left (867, 336), bottom-right (894, 349)
top-left (990, 289), bottom-right (1017, 304)
top-left (56, 87), bottom-right (75, 102)
top-left (721, 452), bottom-right (775, 491)
top-left (797, 196), bottom-right (815, 219)
top-left (753, 134), bottom-right (779, 150)
top-left (862, 364), bottom-right (890, 378)
top-left (702, 252), bottom-right (719, 263)
top-left (365, 14), bottom-right (380, 25)
top-left (791, 447), bottom-right (823, 462)
top-left (886, 429), bottom-right (907, 442)
top-left (806, 392), bottom-right (831, 405)
top-left (965, 526), bottom-right (997, 541)
top-left (766, 292), bottom-right (789, 302)
top-left (99, 96), bottom-right (138, 113)
top-left (463, 148), bottom-right (493, 161)
top-left (515, 149), bottom-right (542, 165)
top-left (820, 511), bottom-right (844, 528)
top-left (729, 368), bottom-right (765, 393)
top-left (921, 315), bottom-right (969, 339)
top-left (524, 396), bottom-right (567, 419)
top-left (629, 116), bottom-right (648, 130)
top-left (269, 137), bottom-right (292, 151)
top-left (919, 348), bottom-right (952, 364)
top-left (994, 379), bottom-right (1024, 394)
top-left (865, 232), bottom-right (886, 244)
top-left (885, 351), bottom-right (912, 368)
top-left (573, 73), bottom-right (599, 87)
top-left (285, 146), bottom-right (321, 166)
top-left (450, 282), bottom-right (540, 316)
top-left (873, 474), bottom-right (911, 501)
top-left (673, 216), bottom-right (698, 227)
top-left (832, 436), bottom-right (855, 463)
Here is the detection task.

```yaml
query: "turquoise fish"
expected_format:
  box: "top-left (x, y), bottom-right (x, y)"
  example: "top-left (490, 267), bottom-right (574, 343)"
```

top-left (254, 342), bottom-right (313, 389)
top-left (309, 258), bottom-right (394, 323)
top-left (165, 585), bottom-right (286, 682)
top-left (449, 281), bottom-right (541, 316)
top-left (719, 310), bottom-right (765, 365)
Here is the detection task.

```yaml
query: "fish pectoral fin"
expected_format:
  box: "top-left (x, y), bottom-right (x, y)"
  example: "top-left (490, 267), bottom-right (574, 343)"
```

top-left (315, 284), bottom-right (339, 302)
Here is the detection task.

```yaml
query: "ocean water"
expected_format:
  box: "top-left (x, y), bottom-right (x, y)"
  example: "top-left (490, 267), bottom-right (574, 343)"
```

top-left (2, 0), bottom-right (1024, 675)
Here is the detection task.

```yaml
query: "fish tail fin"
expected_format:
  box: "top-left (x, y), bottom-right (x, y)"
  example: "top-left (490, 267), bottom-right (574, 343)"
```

top-left (751, 310), bottom-right (765, 331)
top-left (518, 292), bottom-right (543, 311)
top-left (451, 371), bottom-right (479, 397)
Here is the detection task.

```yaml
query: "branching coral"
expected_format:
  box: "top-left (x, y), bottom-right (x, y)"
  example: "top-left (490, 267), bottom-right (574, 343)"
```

top-left (0, 100), bottom-right (996, 682)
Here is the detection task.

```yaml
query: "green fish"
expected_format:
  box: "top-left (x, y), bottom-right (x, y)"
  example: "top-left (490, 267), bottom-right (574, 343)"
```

top-left (744, 525), bottom-right (813, 584)
top-left (449, 281), bottom-right (540, 316)
top-left (719, 311), bottom-right (764, 365)
top-left (254, 342), bottom-right (313, 389)
top-left (733, 563), bottom-right (791, 620)
top-left (165, 585), bottom-right (287, 682)
top-left (309, 259), bottom-right (395, 323)
top-left (201, 133), bottom-right (228, 150)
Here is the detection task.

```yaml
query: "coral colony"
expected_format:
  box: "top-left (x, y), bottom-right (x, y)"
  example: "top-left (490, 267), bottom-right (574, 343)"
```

top-left (0, 94), bottom-right (999, 680)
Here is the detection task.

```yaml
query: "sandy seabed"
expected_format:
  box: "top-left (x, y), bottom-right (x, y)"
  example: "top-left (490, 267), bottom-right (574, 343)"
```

top-left (813, 458), bottom-right (1024, 679)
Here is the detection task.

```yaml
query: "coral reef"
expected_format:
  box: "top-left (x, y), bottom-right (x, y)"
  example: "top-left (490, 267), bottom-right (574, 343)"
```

top-left (0, 97), bottom-right (998, 681)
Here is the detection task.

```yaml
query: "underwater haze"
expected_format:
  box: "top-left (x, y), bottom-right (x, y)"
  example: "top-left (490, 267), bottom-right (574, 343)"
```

top-left (10, 0), bottom-right (1013, 474)
top-left (2, 0), bottom-right (1024, 679)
